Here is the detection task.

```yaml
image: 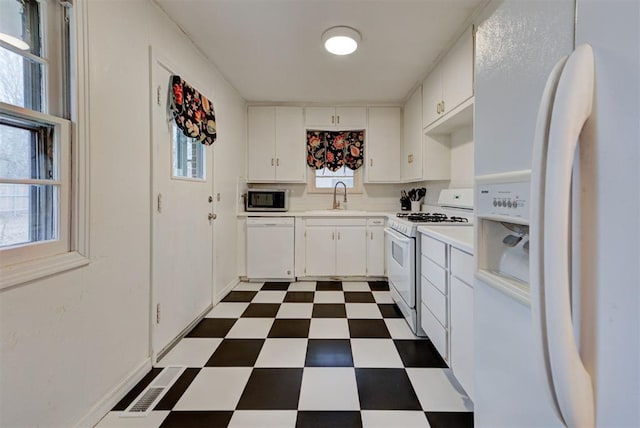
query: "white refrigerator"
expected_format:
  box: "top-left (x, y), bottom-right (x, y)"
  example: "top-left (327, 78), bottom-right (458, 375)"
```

top-left (473, 0), bottom-right (639, 427)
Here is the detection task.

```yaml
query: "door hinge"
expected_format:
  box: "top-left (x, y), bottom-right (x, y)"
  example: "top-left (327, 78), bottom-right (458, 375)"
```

top-left (157, 193), bottom-right (162, 212)
top-left (156, 303), bottom-right (161, 324)
top-left (156, 86), bottom-right (161, 106)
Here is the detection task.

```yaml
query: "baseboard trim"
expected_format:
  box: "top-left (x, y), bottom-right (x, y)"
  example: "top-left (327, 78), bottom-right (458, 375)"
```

top-left (75, 358), bottom-right (151, 428)
top-left (216, 277), bottom-right (240, 302)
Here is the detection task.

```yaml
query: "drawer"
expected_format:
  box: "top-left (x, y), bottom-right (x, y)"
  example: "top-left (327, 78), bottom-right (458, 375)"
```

top-left (421, 275), bottom-right (447, 327)
top-left (366, 218), bottom-right (385, 226)
top-left (421, 303), bottom-right (448, 361)
top-left (305, 218), bottom-right (366, 227)
top-left (421, 235), bottom-right (446, 267)
top-left (421, 255), bottom-right (447, 294)
top-left (451, 247), bottom-right (474, 285)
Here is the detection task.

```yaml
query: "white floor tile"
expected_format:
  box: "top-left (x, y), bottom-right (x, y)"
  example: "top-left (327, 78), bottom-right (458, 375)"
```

top-left (345, 303), bottom-right (383, 319)
top-left (288, 281), bottom-right (316, 291)
top-left (254, 339), bottom-right (308, 367)
top-left (174, 367), bottom-right (252, 410)
top-left (95, 411), bottom-right (169, 428)
top-left (342, 281), bottom-right (371, 292)
top-left (225, 318), bottom-right (274, 338)
top-left (234, 282), bottom-right (264, 291)
top-left (384, 318), bottom-right (420, 339)
top-left (156, 338), bottom-right (222, 367)
top-left (206, 302), bottom-right (250, 318)
top-left (308, 318), bottom-right (350, 339)
top-left (313, 291), bottom-right (345, 303)
top-left (228, 410), bottom-right (297, 428)
top-left (372, 291), bottom-right (395, 304)
top-left (276, 303), bottom-right (313, 319)
top-left (251, 291), bottom-right (287, 303)
top-left (361, 411), bottom-right (430, 428)
top-left (351, 339), bottom-right (404, 368)
top-left (298, 367), bottom-right (360, 410)
top-left (406, 368), bottom-right (474, 412)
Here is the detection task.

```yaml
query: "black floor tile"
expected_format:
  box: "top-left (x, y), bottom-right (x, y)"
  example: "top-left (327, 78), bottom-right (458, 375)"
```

top-left (205, 339), bottom-right (264, 367)
top-left (305, 339), bottom-right (353, 367)
top-left (154, 368), bottom-right (200, 410)
top-left (262, 282), bottom-right (291, 291)
top-left (236, 368), bottom-right (304, 410)
top-left (284, 291), bottom-right (315, 303)
top-left (394, 340), bottom-right (448, 368)
top-left (296, 411), bottom-right (362, 428)
top-left (112, 368), bottom-right (162, 410)
top-left (344, 292), bottom-right (376, 303)
top-left (186, 318), bottom-right (237, 338)
top-left (378, 303), bottom-right (404, 318)
top-left (312, 304), bottom-right (347, 318)
top-left (368, 281), bottom-right (389, 291)
top-left (241, 303), bottom-right (281, 317)
top-left (222, 291), bottom-right (258, 302)
top-left (268, 319), bottom-right (311, 338)
top-left (426, 412), bottom-right (474, 428)
top-left (316, 281), bottom-right (343, 291)
top-left (159, 411), bottom-right (232, 428)
top-left (348, 319), bottom-right (391, 338)
top-left (355, 368), bottom-right (422, 410)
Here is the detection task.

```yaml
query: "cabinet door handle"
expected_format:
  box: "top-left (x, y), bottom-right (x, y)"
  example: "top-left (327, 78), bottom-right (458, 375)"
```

top-left (436, 103), bottom-right (440, 114)
top-left (441, 100), bottom-right (445, 113)
top-left (331, 115), bottom-right (335, 124)
top-left (337, 115), bottom-right (340, 124)
top-left (370, 231), bottom-right (373, 240)
top-left (337, 232), bottom-right (341, 240)
top-left (370, 158), bottom-right (373, 167)
top-left (271, 158), bottom-right (274, 166)
top-left (276, 158), bottom-right (280, 166)
top-left (332, 232), bottom-right (335, 240)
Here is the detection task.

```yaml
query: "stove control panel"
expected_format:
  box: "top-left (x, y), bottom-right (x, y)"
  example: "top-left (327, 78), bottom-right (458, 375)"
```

top-left (477, 180), bottom-right (530, 221)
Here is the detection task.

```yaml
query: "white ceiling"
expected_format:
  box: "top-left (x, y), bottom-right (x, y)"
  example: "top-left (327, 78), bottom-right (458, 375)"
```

top-left (155, 0), bottom-right (485, 104)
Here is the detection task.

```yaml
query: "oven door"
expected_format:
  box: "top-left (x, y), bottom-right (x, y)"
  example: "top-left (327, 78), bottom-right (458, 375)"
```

top-left (384, 227), bottom-right (416, 309)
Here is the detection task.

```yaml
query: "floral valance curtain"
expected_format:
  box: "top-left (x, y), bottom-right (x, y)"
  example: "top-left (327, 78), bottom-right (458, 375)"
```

top-left (306, 130), bottom-right (365, 171)
top-left (169, 75), bottom-right (217, 146)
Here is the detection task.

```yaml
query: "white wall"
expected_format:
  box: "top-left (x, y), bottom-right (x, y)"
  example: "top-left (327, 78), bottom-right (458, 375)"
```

top-left (0, 0), bottom-right (246, 426)
top-left (449, 125), bottom-right (474, 188)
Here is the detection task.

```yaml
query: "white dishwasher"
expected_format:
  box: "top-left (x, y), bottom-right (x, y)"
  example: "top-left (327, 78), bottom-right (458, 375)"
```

top-left (246, 217), bottom-right (295, 280)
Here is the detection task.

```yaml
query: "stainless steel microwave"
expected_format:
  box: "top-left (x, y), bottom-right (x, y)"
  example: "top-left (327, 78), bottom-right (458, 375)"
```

top-left (245, 189), bottom-right (289, 211)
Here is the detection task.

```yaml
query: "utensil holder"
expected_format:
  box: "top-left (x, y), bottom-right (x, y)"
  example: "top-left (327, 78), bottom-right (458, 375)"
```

top-left (411, 201), bottom-right (421, 212)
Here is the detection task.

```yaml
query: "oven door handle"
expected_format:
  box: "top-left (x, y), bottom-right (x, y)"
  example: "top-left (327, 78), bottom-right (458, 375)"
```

top-left (384, 227), bottom-right (412, 244)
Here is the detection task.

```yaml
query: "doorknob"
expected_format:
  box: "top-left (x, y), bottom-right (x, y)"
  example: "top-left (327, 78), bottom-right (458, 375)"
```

top-left (208, 196), bottom-right (213, 203)
top-left (208, 213), bottom-right (217, 221)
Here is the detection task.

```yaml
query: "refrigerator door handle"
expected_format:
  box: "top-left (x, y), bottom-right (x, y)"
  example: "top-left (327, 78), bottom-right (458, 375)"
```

top-left (544, 43), bottom-right (595, 428)
top-left (530, 53), bottom-right (568, 424)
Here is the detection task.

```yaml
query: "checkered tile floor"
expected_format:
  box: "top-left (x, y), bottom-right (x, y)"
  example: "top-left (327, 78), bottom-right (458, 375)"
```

top-left (97, 281), bottom-right (473, 428)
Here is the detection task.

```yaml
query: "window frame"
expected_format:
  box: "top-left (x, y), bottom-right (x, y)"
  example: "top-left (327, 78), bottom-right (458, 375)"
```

top-left (0, 0), bottom-right (90, 289)
top-left (307, 165), bottom-right (363, 194)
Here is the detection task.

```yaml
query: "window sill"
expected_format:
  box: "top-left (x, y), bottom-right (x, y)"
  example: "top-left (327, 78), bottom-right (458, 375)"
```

top-left (0, 251), bottom-right (90, 291)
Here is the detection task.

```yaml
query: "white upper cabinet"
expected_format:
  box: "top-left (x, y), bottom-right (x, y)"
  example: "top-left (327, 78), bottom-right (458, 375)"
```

top-left (366, 107), bottom-right (401, 183)
top-left (247, 106), bottom-right (305, 182)
top-left (401, 86), bottom-right (423, 182)
top-left (304, 106), bottom-right (367, 128)
top-left (422, 26), bottom-right (474, 128)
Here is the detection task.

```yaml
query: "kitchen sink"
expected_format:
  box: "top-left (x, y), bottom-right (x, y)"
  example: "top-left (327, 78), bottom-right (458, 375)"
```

top-left (303, 209), bottom-right (368, 216)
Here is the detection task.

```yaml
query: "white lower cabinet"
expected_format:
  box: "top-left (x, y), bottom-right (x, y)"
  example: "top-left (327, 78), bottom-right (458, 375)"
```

top-left (419, 231), bottom-right (474, 398)
top-left (366, 218), bottom-right (385, 276)
top-left (305, 219), bottom-right (367, 277)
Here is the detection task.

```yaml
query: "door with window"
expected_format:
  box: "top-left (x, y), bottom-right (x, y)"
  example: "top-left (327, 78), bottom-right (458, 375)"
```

top-left (151, 55), bottom-right (214, 358)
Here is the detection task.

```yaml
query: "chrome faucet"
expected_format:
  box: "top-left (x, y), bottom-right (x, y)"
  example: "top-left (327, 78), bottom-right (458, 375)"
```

top-left (333, 181), bottom-right (347, 209)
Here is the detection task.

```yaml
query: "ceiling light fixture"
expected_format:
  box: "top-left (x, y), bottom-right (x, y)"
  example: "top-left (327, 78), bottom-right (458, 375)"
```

top-left (0, 32), bottom-right (30, 51)
top-left (322, 26), bottom-right (361, 56)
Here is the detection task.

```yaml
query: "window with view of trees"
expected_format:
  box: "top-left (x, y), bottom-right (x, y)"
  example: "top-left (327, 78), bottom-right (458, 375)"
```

top-left (0, 0), bottom-right (73, 269)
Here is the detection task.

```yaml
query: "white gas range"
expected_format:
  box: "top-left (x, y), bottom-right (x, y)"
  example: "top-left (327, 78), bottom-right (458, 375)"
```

top-left (385, 189), bottom-right (474, 336)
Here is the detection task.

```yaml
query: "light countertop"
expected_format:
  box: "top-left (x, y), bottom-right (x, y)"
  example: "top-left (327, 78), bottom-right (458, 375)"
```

top-left (417, 225), bottom-right (474, 254)
top-left (238, 210), bottom-right (392, 218)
